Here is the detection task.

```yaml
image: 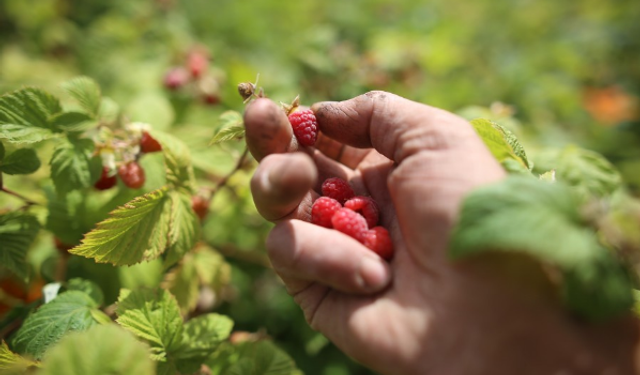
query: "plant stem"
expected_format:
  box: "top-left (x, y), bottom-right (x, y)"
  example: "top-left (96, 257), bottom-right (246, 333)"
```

top-left (207, 147), bottom-right (250, 200)
top-left (1, 187), bottom-right (40, 206)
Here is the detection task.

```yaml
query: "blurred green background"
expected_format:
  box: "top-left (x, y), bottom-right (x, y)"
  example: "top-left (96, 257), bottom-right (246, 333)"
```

top-left (1, 0), bottom-right (639, 374)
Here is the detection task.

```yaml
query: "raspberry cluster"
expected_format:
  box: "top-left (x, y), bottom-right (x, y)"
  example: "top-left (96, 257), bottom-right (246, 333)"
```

top-left (311, 177), bottom-right (394, 260)
top-left (163, 48), bottom-right (224, 105)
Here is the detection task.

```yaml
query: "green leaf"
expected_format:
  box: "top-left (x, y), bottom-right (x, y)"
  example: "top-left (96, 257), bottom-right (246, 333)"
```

top-left (38, 324), bottom-right (155, 375)
top-left (164, 246), bottom-right (230, 314)
top-left (0, 88), bottom-right (62, 143)
top-left (50, 138), bottom-right (102, 195)
top-left (45, 189), bottom-right (92, 246)
top-left (0, 142), bottom-right (5, 160)
top-left (162, 191), bottom-right (201, 268)
top-left (470, 118), bottom-right (530, 173)
top-left (533, 145), bottom-right (622, 199)
top-left (51, 112), bottom-right (96, 133)
top-left (66, 278), bottom-right (104, 306)
top-left (209, 111), bottom-right (245, 145)
top-left (0, 212), bottom-right (40, 280)
top-left (226, 341), bottom-right (301, 375)
top-left (12, 291), bottom-right (101, 359)
top-left (449, 176), bottom-right (634, 319)
top-left (177, 313), bottom-right (233, 361)
top-left (0, 148), bottom-right (40, 175)
top-left (149, 130), bottom-right (196, 194)
top-left (115, 288), bottom-right (183, 361)
top-left (0, 341), bottom-right (38, 374)
top-left (119, 259), bottom-right (164, 290)
top-left (61, 77), bottom-right (102, 118)
top-left (69, 187), bottom-right (173, 266)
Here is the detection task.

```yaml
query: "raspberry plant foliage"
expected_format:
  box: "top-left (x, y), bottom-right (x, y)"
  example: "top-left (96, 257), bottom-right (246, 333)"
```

top-left (0, 77), bottom-right (302, 375)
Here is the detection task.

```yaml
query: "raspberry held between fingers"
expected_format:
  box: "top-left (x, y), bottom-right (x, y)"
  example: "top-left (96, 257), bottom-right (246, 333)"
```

top-left (345, 196), bottom-right (379, 228)
top-left (288, 109), bottom-right (318, 147)
top-left (362, 226), bottom-right (394, 260)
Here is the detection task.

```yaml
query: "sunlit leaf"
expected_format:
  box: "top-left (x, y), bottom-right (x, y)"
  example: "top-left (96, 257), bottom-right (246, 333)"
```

top-left (162, 192), bottom-right (200, 268)
top-left (115, 288), bottom-right (183, 361)
top-left (51, 112), bottom-right (96, 133)
top-left (149, 130), bottom-right (196, 194)
top-left (69, 187), bottom-right (172, 266)
top-left (470, 118), bottom-right (530, 173)
top-left (38, 324), bottom-right (155, 375)
top-left (0, 341), bottom-right (38, 375)
top-left (177, 314), bottom-right (233, 361)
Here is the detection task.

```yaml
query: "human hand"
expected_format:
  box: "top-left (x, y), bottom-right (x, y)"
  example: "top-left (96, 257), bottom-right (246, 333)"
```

top-left (244, 91), bottom-right (637, 375)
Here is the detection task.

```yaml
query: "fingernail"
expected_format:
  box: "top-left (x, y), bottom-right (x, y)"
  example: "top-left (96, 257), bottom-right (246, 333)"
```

top-left (358, 257), bottom-right (391, 291)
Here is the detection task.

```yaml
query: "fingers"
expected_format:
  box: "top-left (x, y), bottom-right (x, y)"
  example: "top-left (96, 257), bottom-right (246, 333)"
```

top-left (267, 220), bottom-right (392, 294)
top-left (250, 153), bottom-right (318, 222)
top-left (244, 98), bottom-right (295, 161)
top-left (311, 91), bottom-right (478, 164)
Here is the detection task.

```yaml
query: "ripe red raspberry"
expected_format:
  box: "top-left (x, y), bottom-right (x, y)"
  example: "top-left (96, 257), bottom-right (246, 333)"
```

top-left (362, 226), bottom-right (394, 260)
top-left (331, 208), bottom-right (368, 242)
top-left (288, 109), bottom-right (318, 147)
top-left (191, 195), bottom-right (209, 220)
top-left (140, 131), bottom-right (162, 153)
top-left (118, 162), bottom-right (146, 189)
top-left (321, 177), bottom-right (355, 204)
top-left (163, 67), bottom-right (190, 90)
top-left (345, 196), bottom-right (379, 228)
top-left (311, 197), bottom-right (342, 228)
top-left (94, 166), bottom-right (117, 191)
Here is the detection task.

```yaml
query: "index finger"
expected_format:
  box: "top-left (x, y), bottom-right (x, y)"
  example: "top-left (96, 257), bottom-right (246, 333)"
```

top-left (311, 91), bottom-right (478, 164)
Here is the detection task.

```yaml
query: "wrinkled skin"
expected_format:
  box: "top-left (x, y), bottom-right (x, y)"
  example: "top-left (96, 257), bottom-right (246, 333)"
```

top-left (244, 91), bottom-right (638, 375)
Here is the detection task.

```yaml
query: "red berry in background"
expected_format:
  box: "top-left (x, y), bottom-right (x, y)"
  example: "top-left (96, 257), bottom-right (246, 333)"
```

top-left (321, 177), bottom-right (355, 204)
top-left (345, 196), bottom-right (379, 228)
top-left (187, 51), bottom-right (208, 78)
top-left (118, 162), bottom-right (146, 189)
top-left (311, 197), bottom-right (342, 228)
top-left (202, 93), bottom-right (221, 105)
top-left (140, 131), bottom-right (162, 153)
top-left (163, 67), bottom-right (190, 90)
top-left (288, 109), bottom-right (318, 147)
top-left (191, 195), bottom-right (209, 220)
top-left (331, 208), bottom-right (368, 242)
top-left (94, 166), bottom-right (117, 191)
top-left (362, 226), bottom-right (394, 260)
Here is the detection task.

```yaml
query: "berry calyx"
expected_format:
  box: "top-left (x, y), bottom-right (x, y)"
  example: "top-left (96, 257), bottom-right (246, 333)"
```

top-left (288, 109), bottom-right (318, 147)
top-left (94, 166), bottom-right (117, 191)
top-left (331, 208), bottom-right (368, 242)
top-left (118, 161), bottom-right (146, 189)
top-left (163, 67), bottom-right (190, 90)
top-left (362, 226), bottom-right (394, 260)
top-left (311, 197), bottom-right (342, 228)
top-left (140, 131), bottom-right (162, 153)
top-left (321, 177), bottom-right (355, 204)
top-left (191, 195), bottom-right (209, 220)
top-left (345, 196), bottom-right (379, 228)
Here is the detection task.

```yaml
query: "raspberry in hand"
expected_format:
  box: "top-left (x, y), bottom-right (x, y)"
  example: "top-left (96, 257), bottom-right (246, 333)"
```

top-left (331, 208), bottom-right (368, 242)
top-left (345, 196), bottom-right (379, 228)
top-left (288, 109), bottom-right (318, 147)
top-left (321, 177), bottom-right (355, 204)
top-left (311, 197), bottom-right (342, 228)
